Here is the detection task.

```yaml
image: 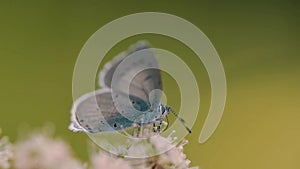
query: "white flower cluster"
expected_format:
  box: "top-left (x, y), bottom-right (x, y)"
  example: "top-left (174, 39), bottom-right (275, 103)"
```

top-left (91, 128), bottom-right (199, 169)
top-left (0, 130), bottom-right (13, 169)
top-left (91, 154), bottom-right (131, 169)
top-left (13, 133), bottom-right (85, 169)
top-left (0, 126), bottom-right (198, 169)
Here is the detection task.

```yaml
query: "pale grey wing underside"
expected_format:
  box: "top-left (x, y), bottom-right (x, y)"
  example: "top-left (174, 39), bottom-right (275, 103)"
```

top-left (99, 41), bottom-right (162, 105)
top-left (69, 41), bottom-right (163, 134)
top-left (98, 52), bottom-right (126, 88)
top-left (112, 48), bottom-right (162, 110)
top-left (98, 41), bottom-right (151, 88)
top-left (70, 41), bottom-right (163, 133)
top-left (102, 42), bottom-right (162, 111)
top-left (69, 89), bottom-right (152, 133)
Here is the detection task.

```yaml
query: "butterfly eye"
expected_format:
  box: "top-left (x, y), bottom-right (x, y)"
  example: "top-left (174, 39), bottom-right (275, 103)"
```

top-left (160, 106), bottom-right (165, 115)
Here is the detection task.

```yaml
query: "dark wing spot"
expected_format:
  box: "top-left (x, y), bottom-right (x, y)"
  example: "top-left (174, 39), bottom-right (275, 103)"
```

top-left (85, 125), bottom-right (92, 130)
top-left (144, 75), bottom-right (152, 81)
top-left (113, 123), bottom-right (117, 128)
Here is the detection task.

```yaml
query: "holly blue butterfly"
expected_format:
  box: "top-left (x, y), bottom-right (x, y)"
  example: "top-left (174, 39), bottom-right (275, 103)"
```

top-left (69, 41), bottom-right (191, 134)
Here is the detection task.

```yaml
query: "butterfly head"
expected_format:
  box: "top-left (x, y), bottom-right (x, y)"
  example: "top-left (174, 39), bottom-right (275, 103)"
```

top-left (157, 104), bottom-right (192, 133)
top-left (158, 104), bottom-right (171, 118)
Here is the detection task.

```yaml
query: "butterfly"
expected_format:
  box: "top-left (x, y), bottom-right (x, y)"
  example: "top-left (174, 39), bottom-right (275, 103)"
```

top-left (69, 41), bottom-right (191, 134)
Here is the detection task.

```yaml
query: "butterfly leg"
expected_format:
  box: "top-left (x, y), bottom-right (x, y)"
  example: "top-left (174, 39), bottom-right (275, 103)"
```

top-left (152, 119), bottom-right (163, 133)
top-left (157, 120), bottom-right (162, 133)
top-left (130, 122), bottom-right (141, 137)
top-left (152, 122), bottom-right (157, 132)
top-left (134, 122), bottom-right (145, 137)
top-left (137, 124), bottom-right (142, 137)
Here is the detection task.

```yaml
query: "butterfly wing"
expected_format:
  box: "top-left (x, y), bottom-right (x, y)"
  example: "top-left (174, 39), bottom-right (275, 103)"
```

top-left (99, 41), bottom-right (151, 88)
top-left (98, 52), bottom-right (126, 88)
top-left (98, 41), bottom-right (162, 110)
top-left (69, 89), bottom-right (151, 133)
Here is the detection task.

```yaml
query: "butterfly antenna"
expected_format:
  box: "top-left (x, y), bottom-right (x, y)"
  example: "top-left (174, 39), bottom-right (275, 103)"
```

top-left (168, 107), bottom-right (192, 133)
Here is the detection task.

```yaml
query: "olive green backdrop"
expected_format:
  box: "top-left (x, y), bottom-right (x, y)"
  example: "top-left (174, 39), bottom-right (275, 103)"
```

top-left (0, 0), bottom-right (299, 169)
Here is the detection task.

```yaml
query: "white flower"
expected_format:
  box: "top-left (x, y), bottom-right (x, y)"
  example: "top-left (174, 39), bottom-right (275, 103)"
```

top-left (91, 153), bottom-right (132, 169)
top-left (0, 130), bottom-right (13, 169)
top-left (145, 131), bottom-right (193, 169)
top-left (147, 131), bottom-right (192, 169)
top-left (14, 133), bottom-right (85, 169)
top-left (95, 124), bottom-right (198, 169)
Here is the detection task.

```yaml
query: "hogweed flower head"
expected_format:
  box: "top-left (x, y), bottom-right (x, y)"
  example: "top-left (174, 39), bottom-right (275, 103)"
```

top-left (91, 153), bottom-right (131, 169)
top-left (14, 132), bottom-right (85, 169)
top-left (91, 124), bottom-right (198, 169)
top-left (0, 129), bottom-right (13, 169)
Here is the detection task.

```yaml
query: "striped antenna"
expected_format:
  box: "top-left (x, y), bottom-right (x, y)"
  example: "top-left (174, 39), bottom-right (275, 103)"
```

top-left (166, 106), bottom-right (192, 133)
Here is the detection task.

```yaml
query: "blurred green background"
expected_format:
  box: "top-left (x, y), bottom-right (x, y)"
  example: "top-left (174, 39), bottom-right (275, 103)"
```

top-left (0, 0), bottom-right (299, 169)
